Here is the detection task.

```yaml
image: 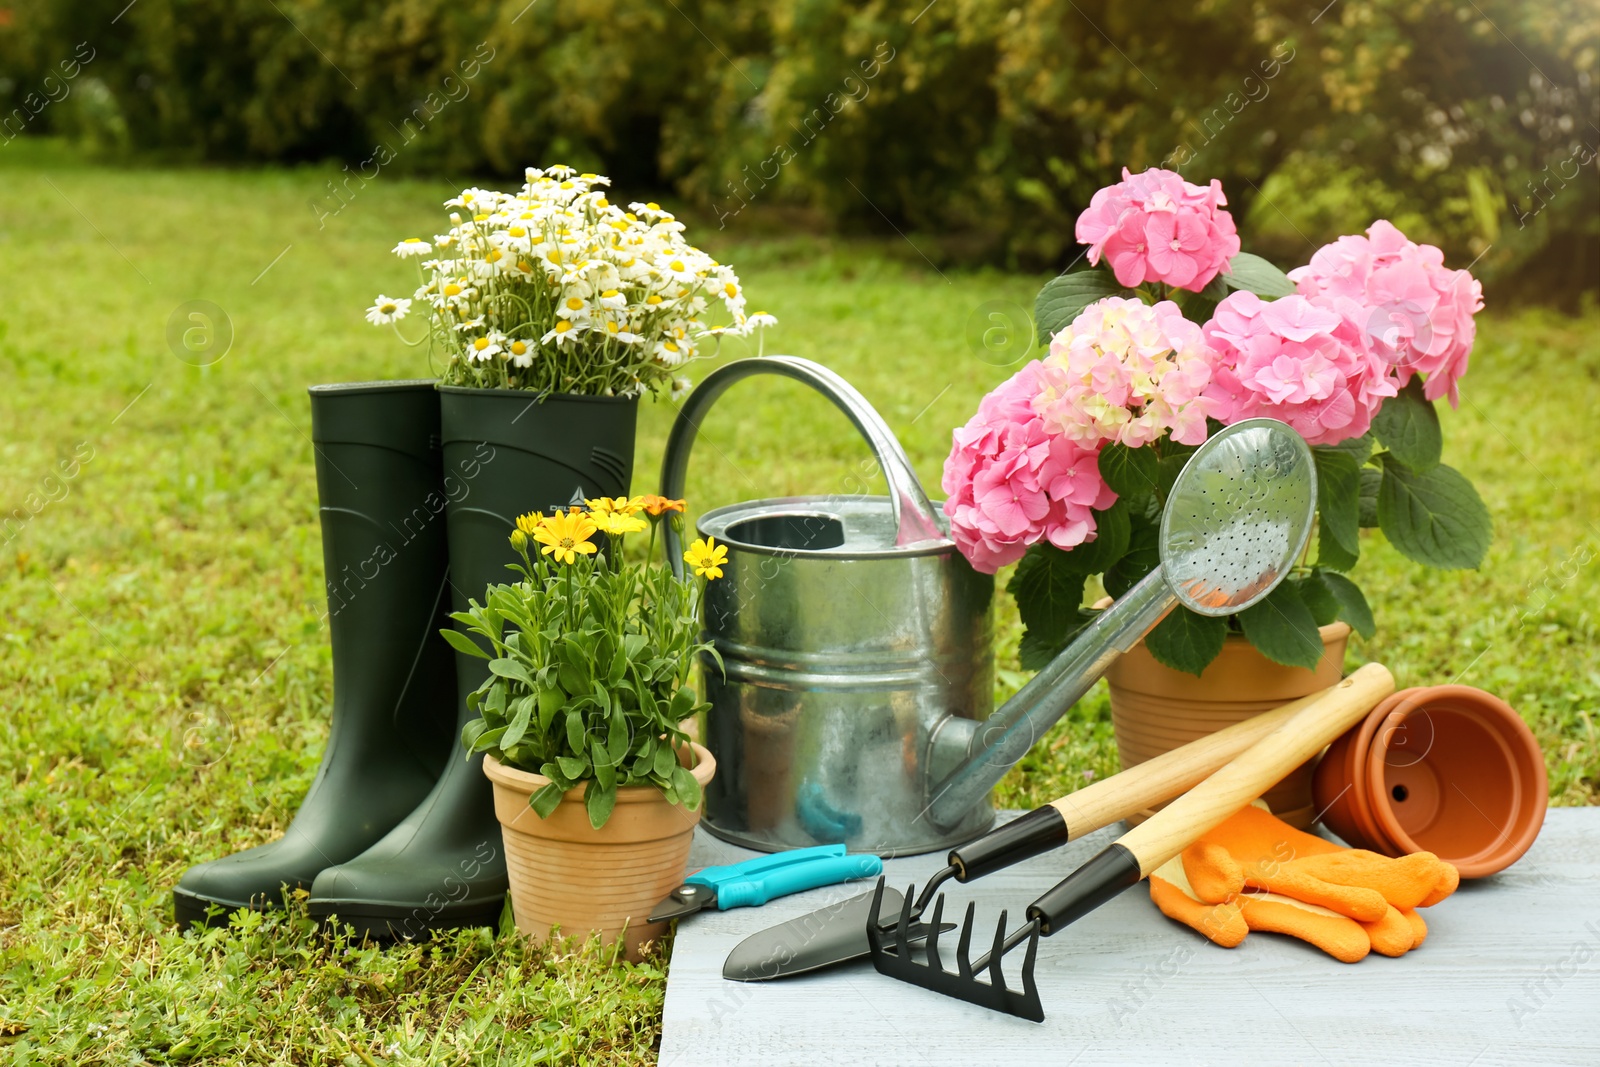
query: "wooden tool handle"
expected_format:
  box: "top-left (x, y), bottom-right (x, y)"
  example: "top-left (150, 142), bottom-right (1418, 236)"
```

top-left (949, 683), bottom-right (1359, 883)
top-left (1046, 689), bottom-right (1326, 831)
top-left (1117, 662), bottom-right (1395, 877)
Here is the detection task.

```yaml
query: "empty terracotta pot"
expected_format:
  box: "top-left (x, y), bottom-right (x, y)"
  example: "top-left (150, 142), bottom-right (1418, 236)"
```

top-left (1313, 685), bottom-right (1547, 878)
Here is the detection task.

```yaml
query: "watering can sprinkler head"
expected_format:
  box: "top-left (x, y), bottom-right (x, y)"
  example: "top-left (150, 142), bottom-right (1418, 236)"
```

top-left (922, 418), bottom-right (1317, 831)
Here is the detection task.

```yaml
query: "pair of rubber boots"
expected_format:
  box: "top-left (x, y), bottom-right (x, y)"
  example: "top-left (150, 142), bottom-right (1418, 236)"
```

top-left (173, 380), bottom-right (634, 938)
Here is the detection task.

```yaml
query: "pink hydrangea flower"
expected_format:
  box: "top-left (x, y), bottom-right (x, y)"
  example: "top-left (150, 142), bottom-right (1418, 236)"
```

top-left (1034, 297), bottom-right (1216, 449)
top-left (941, 361), bottom-right (1118, 574)
top-left (1075, 168), bottom-right (1242, 292)
top-left (1288, 220), bottom-right (1483, 406)
top-left (1201, 291), bottom-right (1399, 447)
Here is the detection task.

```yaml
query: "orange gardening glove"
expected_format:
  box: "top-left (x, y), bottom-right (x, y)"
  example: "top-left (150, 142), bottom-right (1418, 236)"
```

top-left (1150, 802), bottom-right (1459, 962)
top-left (1151, 855), bottom-right (1415, 962)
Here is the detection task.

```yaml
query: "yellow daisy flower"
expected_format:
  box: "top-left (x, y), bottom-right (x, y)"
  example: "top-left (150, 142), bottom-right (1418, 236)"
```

top-left (639, 494), bottom-right (686, 517)
top-left (592, 511), bottom-right (648, 535)
top-left (515, 511), bottom-right (545, 535)
top-left (533, 510), bottom-right (598, 565)
top-left (586, 495), bottom-right (647, 517)
top-left (683, 536), bottom-right (727, 580)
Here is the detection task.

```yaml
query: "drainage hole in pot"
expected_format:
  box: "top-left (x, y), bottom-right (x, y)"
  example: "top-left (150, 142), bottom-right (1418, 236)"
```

top-left (1391, 784), bottom-right (1409, 803)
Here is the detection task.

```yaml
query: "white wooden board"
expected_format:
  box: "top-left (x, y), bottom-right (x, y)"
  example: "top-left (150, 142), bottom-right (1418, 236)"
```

top-left (660, 808), bottom-right (1600, 1066)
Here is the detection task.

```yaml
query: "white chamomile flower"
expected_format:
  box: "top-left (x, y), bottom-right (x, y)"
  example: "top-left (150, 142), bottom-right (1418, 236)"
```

top-left (558, 295), bottom-right (592, 321)
top-left (542, 319), bottom-right (583, 346)
top-left (657, 255), bottom-right (699, 284)
top-left (746, 311), bottom-right (778, 329)
top-left (671, 376), bottom-right (692, 401)
top-left (655, 339), bottom-right (687, 366)
top-left (365, 295), bottom-right (411, 326)
top-left (597, 288), bottom-right (627, 310)
top-left (506, 337), bottom-right (535, 367)
top-left (392, 238), bottom-right (431, 259)
top-left (455, 315), bottom-right (486, 333)
top-left (466, 334), bottom-right (502, 362)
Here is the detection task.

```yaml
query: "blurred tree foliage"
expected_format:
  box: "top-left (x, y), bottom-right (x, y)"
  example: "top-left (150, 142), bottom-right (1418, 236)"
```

top-left (2, 0), bottom-right (1595, 302)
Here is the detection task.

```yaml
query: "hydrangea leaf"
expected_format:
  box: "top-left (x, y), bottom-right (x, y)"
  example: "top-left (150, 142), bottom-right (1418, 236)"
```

top-left (1377, 457), bottom-right (1491, 569)
top-left (1007, 544), bottom-right (1089, 644)
top-left (1371, 378), bottom-right (1442, 471)
top-left (1144, 606), bottom-right (1229, 677)
top-left (1237, 582), bottom-right (1325, 670)
top-left (1034, 270), bottom-right (1133, 345)
top-left (1312, 446), bottom-right (1362, 563)
top-left (1221, 252), bottom-right (1297, 298)
top-left (1318, 570), bottom-right (1376, 638)
top-left (1098, 441), bottom-right (1160, 498)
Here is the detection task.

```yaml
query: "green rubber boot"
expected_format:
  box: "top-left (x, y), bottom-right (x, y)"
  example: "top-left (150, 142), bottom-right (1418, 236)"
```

top-left (309, 387), bottom-right (638, 939)
top-left (174, 381), bottom-right (457, 929)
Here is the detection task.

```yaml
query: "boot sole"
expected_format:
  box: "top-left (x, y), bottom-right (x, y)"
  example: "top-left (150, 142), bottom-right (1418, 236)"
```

top-left (173, 887), bottom-right (266, 930)
top-left (307, 897), bottom-right (504, 941)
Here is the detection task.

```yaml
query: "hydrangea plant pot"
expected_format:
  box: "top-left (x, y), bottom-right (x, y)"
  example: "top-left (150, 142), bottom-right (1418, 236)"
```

top-left (1104, 622), bottom-right (1350, 830)
top-left (482, 742), bottom-right (715, 962)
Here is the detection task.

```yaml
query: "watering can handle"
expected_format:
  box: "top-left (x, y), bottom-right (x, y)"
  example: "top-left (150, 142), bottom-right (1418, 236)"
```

top-left (659, 356), bottom-right (949, 573)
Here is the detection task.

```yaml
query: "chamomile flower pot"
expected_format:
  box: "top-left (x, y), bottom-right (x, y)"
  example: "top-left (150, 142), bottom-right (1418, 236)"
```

top-left (482, 742), bottom-right (715, 962)
top-left (1105, 622), bottom-right (1351, 830)
top-left (1313, 685), bottom-right (1547, 878)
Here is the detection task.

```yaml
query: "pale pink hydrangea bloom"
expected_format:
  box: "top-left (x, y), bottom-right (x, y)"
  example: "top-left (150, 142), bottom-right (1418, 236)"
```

top-left (941, 361), bottom-right (1118, 574)
top-left (1288, 220), bottom-right (1482, 406)
top-left (1033, 297), bottom-right (1216, 449)
top-left (1075, 168), bottom-right (1242, 292)
top-left (1201, 291), bottom-right (1399, 447)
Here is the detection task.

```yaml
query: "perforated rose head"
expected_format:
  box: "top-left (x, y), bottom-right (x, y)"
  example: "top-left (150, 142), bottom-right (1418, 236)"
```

top-left (1289, 220), bottom-right (1483, 406)
top-left (1074, 168), bottom-right (1241, 293)
top-left (1201, 291), bottom-right (1398, 446)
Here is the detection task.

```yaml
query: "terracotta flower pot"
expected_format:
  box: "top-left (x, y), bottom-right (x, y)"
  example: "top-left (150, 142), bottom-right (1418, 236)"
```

top-left (1313, 685), bottom-right (1547, 878)
top-left (482, 742), bottom-right (716, 961)
top-left (1105, 622), bottom-right (1350, 830)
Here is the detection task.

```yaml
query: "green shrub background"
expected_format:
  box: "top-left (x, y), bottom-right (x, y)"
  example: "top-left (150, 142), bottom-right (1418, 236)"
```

top-left (3, 0), bottom-right (1596, 301)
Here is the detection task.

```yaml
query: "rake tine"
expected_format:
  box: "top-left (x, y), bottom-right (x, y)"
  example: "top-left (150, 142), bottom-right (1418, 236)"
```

top-left (865, 876), bottom-right (886, 951)
top-left (894, 885), bottom-right (916, 957)
top-left (924, 894), bottom-right (945, 972)
top-left (1020, 922), bottom-right (1041, 1009)
top-left (956, 901), bottom-right (976, 979)
top-left (987, 909), bottom-right (1010, 991)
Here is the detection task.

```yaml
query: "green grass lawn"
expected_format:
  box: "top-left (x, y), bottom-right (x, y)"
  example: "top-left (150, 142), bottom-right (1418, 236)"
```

top-left (1, 142), bottom-right (1595, 1064)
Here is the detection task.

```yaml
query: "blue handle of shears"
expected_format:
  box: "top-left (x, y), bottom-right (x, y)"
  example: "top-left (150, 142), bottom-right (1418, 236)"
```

top-left (685, 844), bottom-right (884, 911)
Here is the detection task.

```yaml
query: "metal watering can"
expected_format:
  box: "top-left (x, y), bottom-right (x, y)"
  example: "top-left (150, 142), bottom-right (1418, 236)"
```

top-left (662, 356), bottom-right (1315, 856)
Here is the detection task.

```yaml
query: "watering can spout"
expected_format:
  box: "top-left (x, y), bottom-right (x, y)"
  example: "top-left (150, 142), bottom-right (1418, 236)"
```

top-left (922, 417), bottom-right (1317, 832)
top-left (922, 570), bottom-right (1176, 829)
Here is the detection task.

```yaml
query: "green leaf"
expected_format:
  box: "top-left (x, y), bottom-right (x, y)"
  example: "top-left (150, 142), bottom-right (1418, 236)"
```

top-left (565, 709), bottom-right (586, 753)
top-left (501, 696), bottom-right (534, 749)
top-left (469, 726), bottom-right (506, 754)
top-left (591, 741), bottom-right (616, 790)
top-left (556, 754), bottom-right (588, 779)
top-left (1318, 527), bottom-right (1360, 573)
top-left (1236, 583), bottom-right (1324, 670)
top-left (1318, 570), bottom-right (1376, 638)
top-left (440, 627), bottom-right (492, 659)
top-left (1358, 467), bottom-right (1382, 528)
top-left (1312, 447), bottom-right (1361, 560)
top-left (1221, 252), bottom-right (1296, 298)
top-left (652, 742), bottom-right (677, 779)
top-left (1034, 269), bottom-right (1133, 344)
top-left (1061, 498), bottom-right (1131, 575)
top-left (1098, 442), bottom-right (1160, 498)
top-left (529, 782), bottom-right (565, 819)
top-left (1294, 572), bottom-right (1341, 627)
top-left (606, 713), bottom-right (631, 765)
top-left (1371, 378), bottom-right (1442, 471)
top-left (584, 781), bottom-right (616, 828)
top-left (1143, 607), bottom-right (1228, 677)
top-left (670, 765), bottom-right (702, 811)
top-left (1377, 458), bottom-right (1492, 569)
top-left (1324, 432), bottom-right (1374, 467)
top-left (488, 658), bottom-right (536, 688)
top-left (460, 718), bottom-right (488, 751)
top-left (1018, 627), bottom-right (1070, 671)
top-left (1007, 545), bottom-right (1088, 644)
top-left (1104, 513), bottom-right (1160, 598)
top-left (669, 687), bottom-right (696, 720)
top-left (1177, 272), bottom-right (1229, 326)
top-left (536, 686), bottom-right (564, 731)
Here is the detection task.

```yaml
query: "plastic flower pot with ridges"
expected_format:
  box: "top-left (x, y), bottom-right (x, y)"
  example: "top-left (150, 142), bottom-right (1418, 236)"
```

top-left (1106, 623), bottom-right (1350, 830)
top-left (483, 743), bottom-right (715, 962)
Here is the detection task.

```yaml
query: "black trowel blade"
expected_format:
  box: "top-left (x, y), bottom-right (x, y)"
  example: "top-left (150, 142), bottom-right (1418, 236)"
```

top-left (722, 888), bottom-right (953, 982)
